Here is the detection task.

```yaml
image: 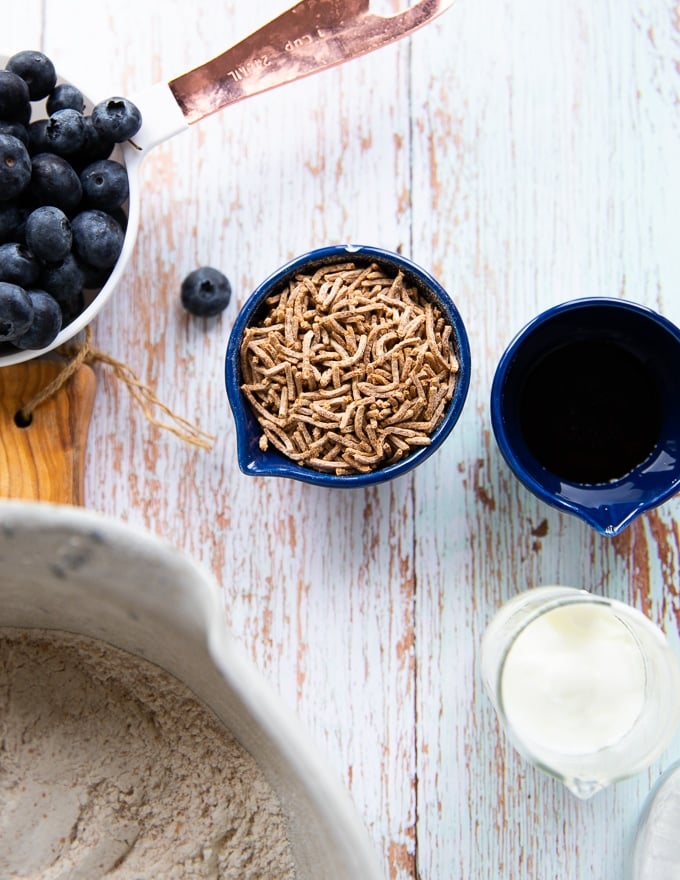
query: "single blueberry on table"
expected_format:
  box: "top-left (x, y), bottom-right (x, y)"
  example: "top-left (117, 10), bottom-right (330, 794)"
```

top-left (0, 242), bottom-right (40, 287)
top-left (0, 281), bottom-right (33, 341)
top-left (6, 50), bottom-right (57, 101)
top-left (25, 205), bottom-right (72, 263)
top-left (30, 152), bottom-right (83, 214)
top-left (71, 209), bottom-right (124, 269)
top-left (13, 288), bottom-right (62, 350)
top-left (181, 267), bottom-right (232, 318)
top-left (45, 108), bottom-right (85, 156)
top-left (80, 159), bottom-right (129, 211)
top-left (0, 133), bottom-right (32, 200)
top-left (0, 70), bottom-right (30, 122)
top-left (92, 97), bottom-right (142, 143)
top-left (46, 83), bottom-right (85, 115)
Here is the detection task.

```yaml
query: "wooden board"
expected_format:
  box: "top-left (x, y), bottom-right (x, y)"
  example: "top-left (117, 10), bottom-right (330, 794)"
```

top-left (0, 362), bottom-right (96, 506)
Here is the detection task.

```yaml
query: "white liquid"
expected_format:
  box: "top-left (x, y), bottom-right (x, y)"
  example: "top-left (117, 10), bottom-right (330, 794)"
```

top-left (501, 603), bottom-right (646, 757)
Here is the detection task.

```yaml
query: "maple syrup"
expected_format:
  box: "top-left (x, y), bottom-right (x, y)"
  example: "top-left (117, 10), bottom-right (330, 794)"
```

top-left (518, 338), bottom-right (663, 484)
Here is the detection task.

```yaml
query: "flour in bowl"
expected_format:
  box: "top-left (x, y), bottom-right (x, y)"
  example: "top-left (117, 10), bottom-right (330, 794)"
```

top-left (0, 628), bottom-right (296, 879)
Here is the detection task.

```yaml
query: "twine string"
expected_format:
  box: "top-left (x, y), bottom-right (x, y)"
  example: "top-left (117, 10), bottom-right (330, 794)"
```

top-left (19, 326), bottom-right (215, 451)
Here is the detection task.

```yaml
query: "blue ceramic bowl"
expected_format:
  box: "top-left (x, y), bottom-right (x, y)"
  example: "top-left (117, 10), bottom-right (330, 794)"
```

top-left (490, 298), bottom-right (680, 535)
top-left (225, 245), bottom-right (471, 487)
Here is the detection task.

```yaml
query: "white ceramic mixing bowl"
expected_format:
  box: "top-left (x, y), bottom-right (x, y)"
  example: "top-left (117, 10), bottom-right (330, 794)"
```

top-left (0, 499), bottom-right (382, 879)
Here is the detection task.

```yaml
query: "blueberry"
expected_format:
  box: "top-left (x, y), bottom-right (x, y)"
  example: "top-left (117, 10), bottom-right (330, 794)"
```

top-left (69, 116), bottom-right (114, 169)
top-left (30, 152), bottom-right (82, 214)
top-left (77, 256), bottom-right (110, 290)
top-left (92, 97), bottom-right (142, 143)
top-left (181, 266), bottom-right (232, 318)
top-left (0, 203), bottom-right (28, 243)
top-left (7, 50), bottom-right (57, 101)
top-left (25, 205), bottom-right (72, 262)
top-left (79, 159), bottom-right (129, 211)
top-left (45, 108), bottom-right (85, 156)
top-left (0, 281), bottom-right (33, 341)
top-left (0, 242), bottom-right (40, 287)
top-left (0, 133), bottom-right (31, 200)
top-left (13, 288), bottom-right (62, 350)
top-left (0, 69), bottom-right (30, 122)
top-left (0, 120), bottom-right (28, 145)
top-left (71, 209), bottom-right (124, 269)
top-left (57, 289), bottom-right (83, 327)
top-left (27, 118), bottom-right (50, 154)
top-left (39, 252), bottom-right (84, 310)
top-left (46, 83), bottom-right (85, 115)
top-left (107, 205), bottom-right (128, 232)
top-left (6, 49), bottom-right (57, 101)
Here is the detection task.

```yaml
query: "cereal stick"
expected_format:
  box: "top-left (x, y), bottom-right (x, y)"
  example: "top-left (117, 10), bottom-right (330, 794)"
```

top-left (307, 456), bottom-right (357, 473)
top-left (242, 388), bottom-right (287, 428)
top-left (242, 340), bottom-right (275, 369)
top-left (310, 401), bottom-right (344, 423)
top-left (261, 362), bottom-right (290, 377)
top-left (335, 334), bottom-right (367, 368)
top-left (302, 330), bottom-right (315, 384)
top-left (278, 384), bottom-right (289, 419)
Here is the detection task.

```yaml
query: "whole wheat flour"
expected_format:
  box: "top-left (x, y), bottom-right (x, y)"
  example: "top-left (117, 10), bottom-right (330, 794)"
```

top-left (0, 628), bottom-right (296, 880)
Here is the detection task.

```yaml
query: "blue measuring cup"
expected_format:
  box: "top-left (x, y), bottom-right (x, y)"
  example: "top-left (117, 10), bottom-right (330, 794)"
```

top-left (490, 298), bottom-right (680, 536)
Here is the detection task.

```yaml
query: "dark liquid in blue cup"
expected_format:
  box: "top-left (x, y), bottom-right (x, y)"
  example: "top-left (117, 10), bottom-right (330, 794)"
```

top-left (518, 338), bottom-right (664, 484)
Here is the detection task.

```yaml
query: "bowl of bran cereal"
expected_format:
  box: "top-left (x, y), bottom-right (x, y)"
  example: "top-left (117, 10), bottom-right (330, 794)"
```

top-left (225, 245), bottom-right (471, 486)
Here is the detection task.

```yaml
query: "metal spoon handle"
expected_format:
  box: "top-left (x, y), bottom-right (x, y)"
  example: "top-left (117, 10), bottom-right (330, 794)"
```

top-left (169, 0), bottom-right (454, 124)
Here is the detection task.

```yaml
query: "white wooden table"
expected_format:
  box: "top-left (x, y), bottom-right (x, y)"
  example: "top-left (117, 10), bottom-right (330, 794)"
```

top-left (8, 1), bottom-right (680, 877)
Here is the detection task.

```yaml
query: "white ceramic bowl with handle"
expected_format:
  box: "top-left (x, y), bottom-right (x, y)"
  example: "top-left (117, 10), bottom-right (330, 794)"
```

top-left (0, 499), bottom-right (383, 879)
top-left (0, 0), bottom-right (455, 367)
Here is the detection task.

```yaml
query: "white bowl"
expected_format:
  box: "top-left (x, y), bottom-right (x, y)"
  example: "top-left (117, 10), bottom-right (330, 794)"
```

top-left (0, 499), bottom-right (382, 879)
top-left (0, 54), bottom-right (147, 367)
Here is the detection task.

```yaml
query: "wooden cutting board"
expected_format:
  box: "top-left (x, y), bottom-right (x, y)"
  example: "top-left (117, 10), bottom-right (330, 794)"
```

top-left (0, 361), bottom-right (96, 505)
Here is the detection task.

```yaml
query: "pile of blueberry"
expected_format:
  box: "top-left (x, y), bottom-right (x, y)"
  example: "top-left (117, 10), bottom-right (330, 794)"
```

top-left (0, 50), bottom-right (141, 351)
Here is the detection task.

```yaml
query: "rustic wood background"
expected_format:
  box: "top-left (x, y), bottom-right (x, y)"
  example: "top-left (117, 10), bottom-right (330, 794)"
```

top-left (7, 1), bottom-right (680, 877)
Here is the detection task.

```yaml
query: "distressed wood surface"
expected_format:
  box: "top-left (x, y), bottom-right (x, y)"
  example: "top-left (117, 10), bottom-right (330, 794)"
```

top-left (6, 1), bottom-right (680, 877)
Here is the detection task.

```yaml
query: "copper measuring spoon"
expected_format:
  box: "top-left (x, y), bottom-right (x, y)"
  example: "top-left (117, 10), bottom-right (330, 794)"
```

top-left (1, 0), bottom-right (455, 367)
